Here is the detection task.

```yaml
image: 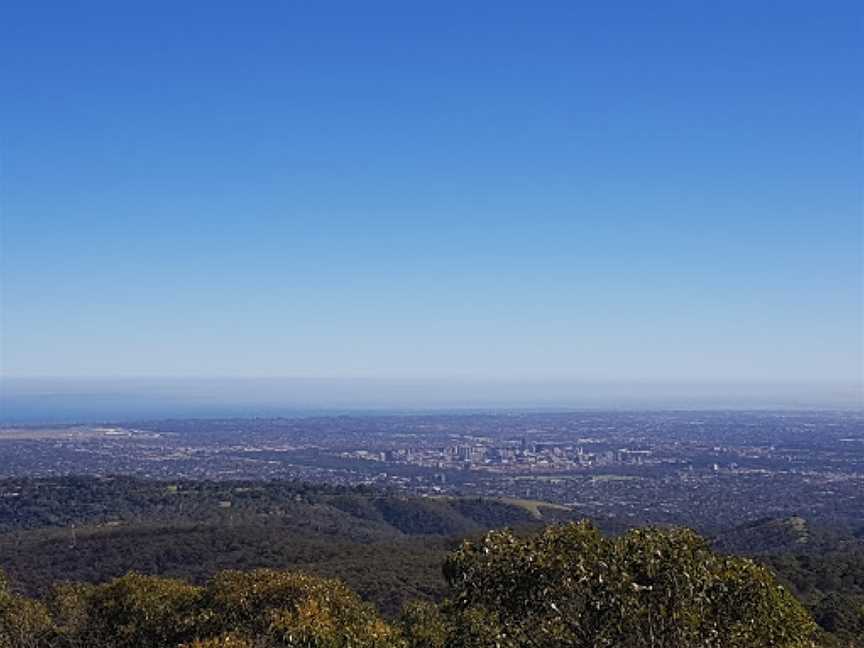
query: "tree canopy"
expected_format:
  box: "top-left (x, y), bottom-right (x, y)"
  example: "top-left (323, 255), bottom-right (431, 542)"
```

top-left (431, 522), bottom-right (817, 648)
top-left (0, 522), bottom-right (823, 647)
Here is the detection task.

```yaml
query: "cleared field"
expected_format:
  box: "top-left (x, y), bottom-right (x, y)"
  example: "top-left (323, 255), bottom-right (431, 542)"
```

top-left (494, 497), bottom-right (571, 518)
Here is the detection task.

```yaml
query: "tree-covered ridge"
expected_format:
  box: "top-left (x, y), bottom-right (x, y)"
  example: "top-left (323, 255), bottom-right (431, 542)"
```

top-left (1, 477), bottom-right (862, 644)
top-left (713, 516), bottom-right (864, 556)
top-left (0, 476), bottom-right (553, 536)
top-left (0, 523), bottom-right (821, 648)
top-left (0, 477), bottom-right (561, 617)
top-left (709, 516), bottom-right (864, 647)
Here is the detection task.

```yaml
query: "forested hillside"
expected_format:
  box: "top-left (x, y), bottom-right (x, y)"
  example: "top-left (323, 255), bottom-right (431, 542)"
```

top-left (1, 523), bottom-right (821, 647)
top-left (0, 477), bottom-right (569, 615)
top-left (1, 477), bottom-right (862, 645)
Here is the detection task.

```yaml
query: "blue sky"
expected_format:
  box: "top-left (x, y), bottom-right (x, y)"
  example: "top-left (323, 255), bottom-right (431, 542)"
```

top-left (1, 1), bottom-right (861, 388)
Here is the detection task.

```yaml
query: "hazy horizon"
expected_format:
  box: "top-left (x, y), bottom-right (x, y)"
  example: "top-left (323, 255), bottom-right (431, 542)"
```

top-left (1, 376), bottom-right (860, 424)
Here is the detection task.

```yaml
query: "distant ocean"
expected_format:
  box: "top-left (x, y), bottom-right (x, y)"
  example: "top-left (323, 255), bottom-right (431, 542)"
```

top-left (1, 378), bottom-right (859, 425)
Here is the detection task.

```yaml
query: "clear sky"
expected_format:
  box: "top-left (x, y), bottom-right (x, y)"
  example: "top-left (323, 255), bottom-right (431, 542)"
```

top-left (1, 1), bottom-right (862, 392)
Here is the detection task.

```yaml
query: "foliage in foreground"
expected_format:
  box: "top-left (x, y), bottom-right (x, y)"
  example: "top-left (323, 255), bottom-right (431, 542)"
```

top-left (0, 522), bottom-right (822, 647)
top-left (431, 522), bottom-right (818, 647)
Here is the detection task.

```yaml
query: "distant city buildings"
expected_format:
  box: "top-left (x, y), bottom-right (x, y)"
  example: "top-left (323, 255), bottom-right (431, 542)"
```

top-left (1, 410), bottom-right (861, 532)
